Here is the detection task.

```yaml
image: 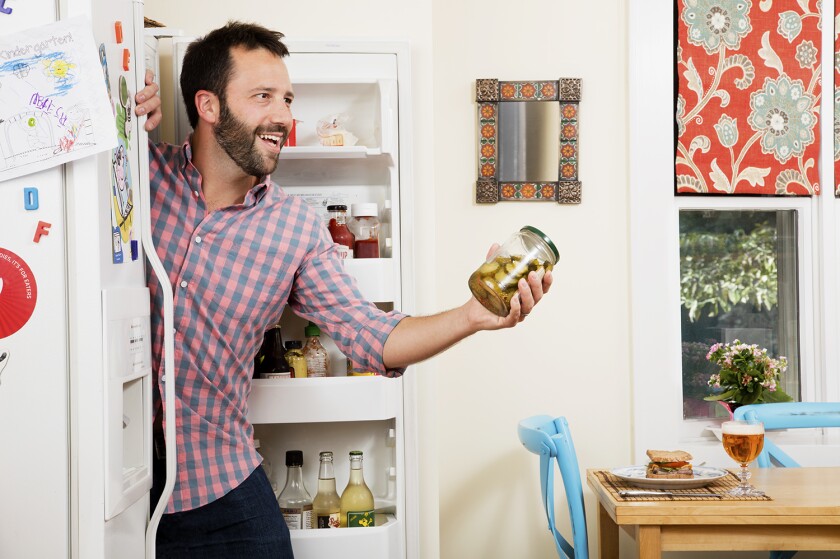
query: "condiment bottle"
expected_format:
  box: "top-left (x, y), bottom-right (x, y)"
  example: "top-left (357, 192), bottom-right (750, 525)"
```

top-left (340, 450), bottom-right (375, 527)
top-left (348, 203), bottom-right (380, 258)
top-left (284, 340), bottom-right (308, 378)
top-left (278, 450), bottom-right (313, 530)
top-left (256, 324), bottom-right (292, 379)
top-left (312, 451), bottom-right (341, 528)
top-left (303, 322), bottom-right (330, 378)
top-left (327, 204), bottom-right (354, 260)
top-left (467, 225), bottom-right (558, 317)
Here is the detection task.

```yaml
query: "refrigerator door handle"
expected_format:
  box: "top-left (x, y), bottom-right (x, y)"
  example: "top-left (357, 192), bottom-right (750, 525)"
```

top-left (131, 4), bottom-right (178, 558)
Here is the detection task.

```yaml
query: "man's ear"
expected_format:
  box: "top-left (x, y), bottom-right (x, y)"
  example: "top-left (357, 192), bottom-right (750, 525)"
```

top-left (195, 90), bottom-right (220, 125)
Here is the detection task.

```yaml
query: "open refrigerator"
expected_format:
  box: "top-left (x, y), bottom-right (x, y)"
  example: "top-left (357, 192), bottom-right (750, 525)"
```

top-left (0, 1), bottom-right (419, 555)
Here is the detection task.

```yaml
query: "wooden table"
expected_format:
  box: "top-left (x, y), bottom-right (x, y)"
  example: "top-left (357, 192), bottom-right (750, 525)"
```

top-left (587, 467), bottom-right (840, 559)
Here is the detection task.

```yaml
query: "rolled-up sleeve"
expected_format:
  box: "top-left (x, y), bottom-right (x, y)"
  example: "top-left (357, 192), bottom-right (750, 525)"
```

top-left (288, 227), bottom-right (408, 376)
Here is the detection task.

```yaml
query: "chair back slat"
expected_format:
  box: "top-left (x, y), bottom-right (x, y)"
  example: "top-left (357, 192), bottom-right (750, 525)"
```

top-left (733, 402), bottom-right (840, 468)
top-left (518, 415), bottom-right (589, 559)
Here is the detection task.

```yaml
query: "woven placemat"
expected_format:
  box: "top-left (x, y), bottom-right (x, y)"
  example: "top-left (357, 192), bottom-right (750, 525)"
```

top-left (594, 470), bottom-right (772, 501)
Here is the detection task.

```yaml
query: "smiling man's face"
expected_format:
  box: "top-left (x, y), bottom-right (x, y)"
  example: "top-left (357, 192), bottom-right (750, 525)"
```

top-left (214, 46), bottom-right (295, 178)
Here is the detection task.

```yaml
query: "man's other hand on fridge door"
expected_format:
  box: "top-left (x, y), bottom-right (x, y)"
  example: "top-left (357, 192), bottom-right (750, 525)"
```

top-left (135, 69), bottom-right (162, 132)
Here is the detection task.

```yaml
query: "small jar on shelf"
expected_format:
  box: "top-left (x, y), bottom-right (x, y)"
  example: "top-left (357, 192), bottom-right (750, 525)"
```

top-left (327, 205), bottom-right (355, 260)
top-left (348, 203), bottom-right (380, 258)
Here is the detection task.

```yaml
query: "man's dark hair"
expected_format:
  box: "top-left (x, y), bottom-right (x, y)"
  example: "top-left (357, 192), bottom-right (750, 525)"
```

top-left (180, 21), bottom-right (289, 129)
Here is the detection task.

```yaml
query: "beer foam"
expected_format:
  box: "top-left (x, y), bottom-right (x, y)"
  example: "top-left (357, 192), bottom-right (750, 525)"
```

top-left (721, 421), bottom-right (764, 435)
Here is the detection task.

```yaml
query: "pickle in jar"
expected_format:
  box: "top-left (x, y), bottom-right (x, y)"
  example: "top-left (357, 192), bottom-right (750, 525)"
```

top-left (468, 254), bottom-right (551, 317)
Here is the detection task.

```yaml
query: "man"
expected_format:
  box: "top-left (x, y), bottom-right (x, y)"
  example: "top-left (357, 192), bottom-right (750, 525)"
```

top-left (134, 21), bottom-right (551, 558)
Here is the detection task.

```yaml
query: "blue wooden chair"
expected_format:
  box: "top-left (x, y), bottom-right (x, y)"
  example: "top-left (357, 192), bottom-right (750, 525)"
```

top-left (734, 402), bottom-right (840, 468)
top-left (733, 402), bottom-right (840, 559)
top-left (517, 415), bottom-right (588, 559)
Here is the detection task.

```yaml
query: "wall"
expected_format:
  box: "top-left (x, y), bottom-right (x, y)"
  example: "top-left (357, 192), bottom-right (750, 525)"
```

top-left (142, 1), bottom-right (633, 558)
top-left (430, 1), bottom-right (631, 557)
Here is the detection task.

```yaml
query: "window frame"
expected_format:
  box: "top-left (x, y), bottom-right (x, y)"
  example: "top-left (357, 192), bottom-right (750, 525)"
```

top-left (629, 0), bottom-right (840, 462)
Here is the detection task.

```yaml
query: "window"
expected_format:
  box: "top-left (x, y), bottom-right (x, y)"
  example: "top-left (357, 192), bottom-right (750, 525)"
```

top-left (628, 1), bottom-right (838, 460)
top-left (679, 210), bottom-right (801, 420)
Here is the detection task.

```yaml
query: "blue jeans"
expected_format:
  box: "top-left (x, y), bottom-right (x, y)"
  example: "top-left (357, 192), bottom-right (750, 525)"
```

top-left (152, 456), bottom-right (293, 558)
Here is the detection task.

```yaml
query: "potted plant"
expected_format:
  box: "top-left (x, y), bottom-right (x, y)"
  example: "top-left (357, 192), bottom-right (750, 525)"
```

top-left (704, 339), bottom-right (793, 416)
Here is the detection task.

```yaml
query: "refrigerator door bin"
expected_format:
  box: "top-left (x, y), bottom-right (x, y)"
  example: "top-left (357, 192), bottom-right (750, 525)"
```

top-left (290, 514), bottom-right (402, 556)
top-left (249, 375), bottom-right (402, 424)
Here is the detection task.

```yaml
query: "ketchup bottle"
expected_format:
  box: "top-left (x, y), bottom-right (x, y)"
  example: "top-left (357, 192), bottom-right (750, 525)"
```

top-left (327, 205), bottom-right (354, 260)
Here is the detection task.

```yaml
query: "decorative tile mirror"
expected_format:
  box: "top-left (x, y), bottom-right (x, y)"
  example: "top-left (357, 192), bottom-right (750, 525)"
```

top-left (475, 78), bottom-right (582, 204)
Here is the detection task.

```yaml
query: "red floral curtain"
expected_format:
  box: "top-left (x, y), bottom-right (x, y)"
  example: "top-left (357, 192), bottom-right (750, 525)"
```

top-left (835, 1), bottom-right (840, 196)
top-left (676, 0), bottom-right (822, 196)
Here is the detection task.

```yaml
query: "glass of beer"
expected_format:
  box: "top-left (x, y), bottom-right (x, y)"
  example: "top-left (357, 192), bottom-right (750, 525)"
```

top-left (721, 420), bottom-right (765, 497)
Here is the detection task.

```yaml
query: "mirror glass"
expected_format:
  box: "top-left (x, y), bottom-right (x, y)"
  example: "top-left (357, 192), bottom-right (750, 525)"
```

top-left (497, 102), bottom-right (560, 182)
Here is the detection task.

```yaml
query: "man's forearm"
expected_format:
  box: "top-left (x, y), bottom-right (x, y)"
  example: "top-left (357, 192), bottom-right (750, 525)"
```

top-left (382, 302), bottom-right (478, 369)
top-left (381, 269), bottom-right (552, 369)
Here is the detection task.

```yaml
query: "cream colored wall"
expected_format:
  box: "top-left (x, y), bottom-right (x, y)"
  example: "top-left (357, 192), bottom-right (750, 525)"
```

top-left (430, 2), bottom-right (631, 558)
top-left (143, 1), bottom-right (633, 558)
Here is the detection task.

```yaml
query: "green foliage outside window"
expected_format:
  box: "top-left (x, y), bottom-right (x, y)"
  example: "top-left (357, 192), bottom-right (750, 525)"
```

top-left (680, 223), bottom-right (778, 322)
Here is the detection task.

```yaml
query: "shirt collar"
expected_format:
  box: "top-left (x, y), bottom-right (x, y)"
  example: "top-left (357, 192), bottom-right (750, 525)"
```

top-left (181, 135), bottom-right (273, 206)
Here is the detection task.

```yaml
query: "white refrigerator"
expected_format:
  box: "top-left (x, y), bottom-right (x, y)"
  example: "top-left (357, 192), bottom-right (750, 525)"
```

top-left (1, 3), bottom-right (418, 556)
top-left (0, 1), bottom-right (161, 558)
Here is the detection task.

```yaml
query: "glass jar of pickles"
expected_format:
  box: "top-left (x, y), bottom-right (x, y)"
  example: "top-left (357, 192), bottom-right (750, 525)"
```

top-left (468, 226), bottom-right (558, 317)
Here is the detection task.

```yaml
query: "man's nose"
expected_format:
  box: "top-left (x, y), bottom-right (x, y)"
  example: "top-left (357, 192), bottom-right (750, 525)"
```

top-left (271, 101), bottom-right (293, 130)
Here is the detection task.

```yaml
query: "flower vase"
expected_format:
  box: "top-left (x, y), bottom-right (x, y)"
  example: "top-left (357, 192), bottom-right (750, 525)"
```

top-left (716, 401), bottom-right (743, 419)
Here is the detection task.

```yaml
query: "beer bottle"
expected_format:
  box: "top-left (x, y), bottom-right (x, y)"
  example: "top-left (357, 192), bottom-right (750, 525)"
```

top-left (312, 451), bottom-right (341, 528)
top-left (340, 450), bottom-right (375, 527)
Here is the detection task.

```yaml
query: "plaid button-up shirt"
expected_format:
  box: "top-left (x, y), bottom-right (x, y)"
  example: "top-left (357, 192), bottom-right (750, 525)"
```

top-left (147, 140), bottom-right (406, 512)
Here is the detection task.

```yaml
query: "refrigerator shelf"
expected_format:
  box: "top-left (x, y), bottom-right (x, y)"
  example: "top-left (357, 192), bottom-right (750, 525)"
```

top-left (290, 514), bottom-right (401, 556)
top-left (279, 146), bottom-right (388, 159)
top-left (343, 258), bottom-right (396, 303)
top-left (248, 375), bottom-right (402, 424)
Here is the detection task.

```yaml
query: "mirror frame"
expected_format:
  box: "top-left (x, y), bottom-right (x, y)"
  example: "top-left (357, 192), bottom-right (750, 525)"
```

top-left (475, 78), bottom-right (582, 204)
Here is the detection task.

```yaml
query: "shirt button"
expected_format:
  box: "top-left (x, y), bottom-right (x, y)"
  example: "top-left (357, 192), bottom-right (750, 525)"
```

top-left (195, 236), bottom-right (202, 244)
top-left (193, 190), bottom-right (199, 197)
top-left (179, 280), bottom-right (188, 288)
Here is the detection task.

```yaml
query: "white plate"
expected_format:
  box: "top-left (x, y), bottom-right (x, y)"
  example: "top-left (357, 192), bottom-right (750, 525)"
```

top-left (610, 465), bottom-right (730, 489)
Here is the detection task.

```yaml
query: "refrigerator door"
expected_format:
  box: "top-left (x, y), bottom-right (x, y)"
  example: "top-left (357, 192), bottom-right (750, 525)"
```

top-left (0, 1), bottom-right (154, 558)
top-left (0, 1), bottom-right (69, 555)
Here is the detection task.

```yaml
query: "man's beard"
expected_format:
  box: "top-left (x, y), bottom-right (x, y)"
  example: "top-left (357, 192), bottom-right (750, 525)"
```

top-left (214, 99), bottom-right (285, 178)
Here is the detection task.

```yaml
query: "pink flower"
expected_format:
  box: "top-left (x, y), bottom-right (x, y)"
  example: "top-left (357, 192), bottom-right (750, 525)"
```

top-left (706, 343), bottom-right (722, 359)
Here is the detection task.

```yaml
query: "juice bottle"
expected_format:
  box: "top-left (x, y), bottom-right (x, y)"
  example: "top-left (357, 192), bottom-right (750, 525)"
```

top-left (312, 451), bottom-right (341, 528)
top-left (340, 450), bottom-right (375, 527)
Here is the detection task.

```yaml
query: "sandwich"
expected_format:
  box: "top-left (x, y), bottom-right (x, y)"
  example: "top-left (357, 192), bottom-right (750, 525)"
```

top-left (645, 449), bottom-right (694, 479)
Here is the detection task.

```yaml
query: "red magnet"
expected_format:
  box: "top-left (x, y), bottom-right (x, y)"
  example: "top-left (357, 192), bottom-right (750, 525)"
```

top-left (33, 221), bottom-right (51, 243)
top-left (115, 21), bottom-right (124, 44)
top-left (0, 247), bottom-right (38, 339)
top-left (123, 48), bottom-right (130, 71)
